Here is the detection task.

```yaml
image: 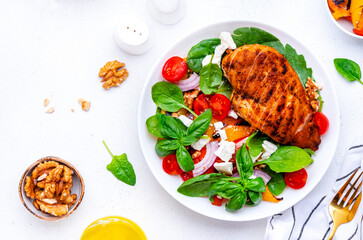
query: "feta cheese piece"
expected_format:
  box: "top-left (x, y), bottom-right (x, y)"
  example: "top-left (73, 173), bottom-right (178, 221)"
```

top-left (219, 32), bottom-right (237, 49)
top-left (201, 54), bottom-right (219, 67)
top-left (214, 121), bottom-right (224, 131)
top-left (213, 44), bottom-right (228, 65)
top-left (191, 136), bottom-right (210, 151)
top-left (178, 115), bottom-right (193, 127)
top-left (214, 141), bottom-right (235, 162)
top-left (251, 151), bottom-right (263, 163)
top-left (228, 109), bottom-right (238, 119)
top-left (218, 129), bottom-right (227, 141)
top-left (214, 162), bottom-right (233, 175)
top-left (261, 140), bottom-right (278, 160)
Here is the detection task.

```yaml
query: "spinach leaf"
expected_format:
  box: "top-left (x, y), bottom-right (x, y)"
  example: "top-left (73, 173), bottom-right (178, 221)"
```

top-left (177, 173), bottom-right (229, 197)
top-left (146, 115), bottom-right (167, 138)
top-left (103, 141), bottom-right (136, 186)
top-left (246, 191), bottom-right (262, 206)
top-left (303, 148), bottom-right (315, 156)
top-left (208, 180), bottom-right (243, 201)
top-left (152, 81), bottom-right (196, 116)
top-left (226, 191), bottom-right (247, 212)
top-left (254, 146), bottom-right (313, 172)
top-left (232, 27), bottom-right (285, 54)
top-left (158, 114), bottom-right (183, 139)
top-left (216, 79), bottom-right (233, 99)
top-left (246, 131), bottom-right (269, 157)
top-left (186, 38), bottom-right (221, 73)
top-left (236, 144), bottom-right (253, 178)
top-left (334, 58), bottom-right (362, 84)
top-left (263, 166), bottom-right (286, 196)
top-left (155, 139), bottom-right (177, 157)
top-left (245, 177), bottom-right (266, 193)
top-left (285, 44), bottom-right (313, 88)
top-left (199, 63), bottom-right (223, 94)
top-left (176, 145), bottom-right (194, 172)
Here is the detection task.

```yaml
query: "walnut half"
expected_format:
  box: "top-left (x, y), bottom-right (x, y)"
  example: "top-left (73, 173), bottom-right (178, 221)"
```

top-left (99, 60), bottom-right (129, 90)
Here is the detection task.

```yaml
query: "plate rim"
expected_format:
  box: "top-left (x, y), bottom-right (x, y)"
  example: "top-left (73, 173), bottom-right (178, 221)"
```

top-left (137, 19), bottom-right (341, 221)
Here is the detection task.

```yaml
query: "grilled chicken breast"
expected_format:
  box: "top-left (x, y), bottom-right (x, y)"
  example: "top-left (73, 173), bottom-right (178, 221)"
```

top-left (221, 44), bottom-right (321, 151)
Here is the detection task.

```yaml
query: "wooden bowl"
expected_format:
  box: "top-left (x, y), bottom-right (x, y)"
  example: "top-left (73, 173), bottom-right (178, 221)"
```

top-left (19, 156), bottom-right (85, 221)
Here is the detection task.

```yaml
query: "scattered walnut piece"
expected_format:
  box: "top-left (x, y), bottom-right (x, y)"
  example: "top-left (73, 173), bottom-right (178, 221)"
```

top-left (77, 98), bottom-right (91, 111)
top-left (99, 60), bottom-right (128, 90)
top-left (183, 89), bottom-right (200, 109)
top-left (45, 107), bottom-right (55, 114)
top-left (44, 98), bottom-right (50, 107)
top-left (24, 161), bottom-right (77, 217)
top-left (305, 77), bottom-right (322, 112)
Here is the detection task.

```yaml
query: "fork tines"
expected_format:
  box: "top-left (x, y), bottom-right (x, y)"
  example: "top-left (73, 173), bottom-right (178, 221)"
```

top-left (335, 168), bottom-right (363, 208)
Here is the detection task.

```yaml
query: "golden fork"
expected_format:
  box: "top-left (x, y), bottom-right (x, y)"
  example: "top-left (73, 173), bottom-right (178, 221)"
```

top-left (328, 168), bottom-right (363, 240)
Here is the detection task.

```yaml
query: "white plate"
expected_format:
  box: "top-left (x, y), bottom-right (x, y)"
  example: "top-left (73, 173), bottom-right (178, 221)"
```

top-left (324, 0), bottom-right (363, 39)
top-left (138, 20), bottom-right (340, 221)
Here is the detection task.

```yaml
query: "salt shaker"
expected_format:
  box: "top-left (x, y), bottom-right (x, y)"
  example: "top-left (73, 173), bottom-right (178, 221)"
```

top-left (148, 0), bottom-right (186, 25)
top-left (113, 16), bottom-right (153, 55)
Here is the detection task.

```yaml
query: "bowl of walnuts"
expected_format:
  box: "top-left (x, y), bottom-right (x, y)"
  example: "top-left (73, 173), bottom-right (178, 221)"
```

top-left (19, 156), bottom-right (85, 221)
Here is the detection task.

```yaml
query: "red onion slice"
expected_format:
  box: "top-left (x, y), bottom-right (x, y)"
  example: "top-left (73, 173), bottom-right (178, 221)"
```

top-left (253, 169), bottom-right (271, 184)
top-left (176, 73), bottom-right (200, 92)
top-left (192, 141), bottom-right (218, 176)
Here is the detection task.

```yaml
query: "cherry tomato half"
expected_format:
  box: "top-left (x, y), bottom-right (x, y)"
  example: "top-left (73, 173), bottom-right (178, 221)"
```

top-left (162, 56), bottom-right (187, 83)
top-left (192, 146), bottom-right (207, 164)
top-left (210, 94), bottom-right (231, 120)
top-left (181, 171), bottom-right (193, 181)
top-left (211, 195), bottom-right (223, 206)
top-left (284, 168), bottom-right (308, 189)
top-left (193, 94), bottom-right (210, 115)
top-left (353, 28), bottom-right (363, 36)
top-left (314, 112), bottom-right (329, 135)
top-left (162, 154), bottom-right (183, 175)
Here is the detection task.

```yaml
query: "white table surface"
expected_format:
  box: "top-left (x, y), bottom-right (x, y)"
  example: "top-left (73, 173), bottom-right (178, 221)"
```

top-left (1, 0), bottom-right (362, 239)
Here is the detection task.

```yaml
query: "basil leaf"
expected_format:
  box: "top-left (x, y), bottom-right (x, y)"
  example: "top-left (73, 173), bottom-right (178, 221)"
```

top-left (226, 191), bottom-right (247, 212)
top-left (152, 81), bottom-right (192, 113)
top-left (177, 173), bottom-right (229, 197)
top-left (285, 44), bottom-right (313, 88)
top-left (231, 27), bottom-right (285, 54)
top-left (246, 131), bottom-right (269, 157)
top-left (186, 109), bottom-right (212, 139)
top-left (255, 146), bottom-right (314, 172)
top-left (158, 114), bottom-right (183, 139)
top-left (245, 177), bottom-right (266, 193)
top-left (334, 58), bottom-right (362, 84)
top-left (199, 63), bottom-right (223, 94)
top-left (246, 191), bottom-right (262, 206)
top-left (155, 139), bottom-right (177, 157)
top-left (186, 38), bottom-right (221, 73)
top-left (303, 148), bottom-right (315, 156)
top-left (208, 180), bottom-right (243, 201)
top-left (146, 115), bottom-right (167, 138)
top-left (216, 80), bottom-right (233, 99)
top-left (176, 145), bottom-right (194, 172)
top-left (263, 166), bottom-right (286, 196)
top-left (236, 144), bottom-right (253, 178)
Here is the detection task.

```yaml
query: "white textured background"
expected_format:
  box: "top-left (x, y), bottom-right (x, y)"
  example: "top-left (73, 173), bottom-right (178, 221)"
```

top-left (1, 0), bottom-right (362, 239)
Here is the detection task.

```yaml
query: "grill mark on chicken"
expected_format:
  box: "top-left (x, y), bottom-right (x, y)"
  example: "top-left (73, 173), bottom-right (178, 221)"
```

top-left (222, 44), bottom-right (321, 150)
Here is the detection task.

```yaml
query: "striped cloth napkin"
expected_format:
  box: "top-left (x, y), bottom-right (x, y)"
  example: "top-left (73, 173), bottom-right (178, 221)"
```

top-left (264, 134), bottom-right (363, 240)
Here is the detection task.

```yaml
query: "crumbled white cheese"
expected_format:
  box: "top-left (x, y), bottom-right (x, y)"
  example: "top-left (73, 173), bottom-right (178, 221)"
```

top-left (218, 129), bottom-right (227, 141)
top-left (215, 141), bottom-right (235, 162)
top-left (202, 54), bottom-right (220, 67)
top-left (261, 140), bottom-right (278, 160)
top-left (228, 109), bottom-right (238, 119)
top-left (213, 44), bottom-right (228, 65)
top-left (191, 136), bottom-right (210, 151)
top-left (219, 32), bottom-right (237, 49)
top-left (178, 115), bottom-right (193, 127)
top-left (214, 162), bottom-right (233, 175)
top-left (214, 121), bottom-right (224, 131)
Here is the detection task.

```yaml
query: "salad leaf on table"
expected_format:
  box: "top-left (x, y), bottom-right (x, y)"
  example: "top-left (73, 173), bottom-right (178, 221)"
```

top-left (334, 58), bottom-right (362, 85)
top-left (186, 38), bottom-right (221, 73)
top-left (103, 141), bottom-right (136, 186)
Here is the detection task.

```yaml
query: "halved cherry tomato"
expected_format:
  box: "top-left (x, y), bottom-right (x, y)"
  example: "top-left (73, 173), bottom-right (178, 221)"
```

top-left (193, 94), bottom-right (210, 115)
top-left (210, 94), bottom-right (231, 120)
top-left (211, 195), bottom-right (223, 206)
top-left (204, 165), bottom-right (216, 174)
top-left (181, 171), bottom-right (193, 181)
top-left (284, 168), bottom-right (308, 189)
top-left (162, 154), bottom-right (183, 175)
top-left (314, 112), bottom-right (329, 135)
top-left (162, 56), bottom-right (187, 83)
top-left (192, 146), bottom-right (207, 164)
top-left (353, 28), bottom-right (363, 36)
